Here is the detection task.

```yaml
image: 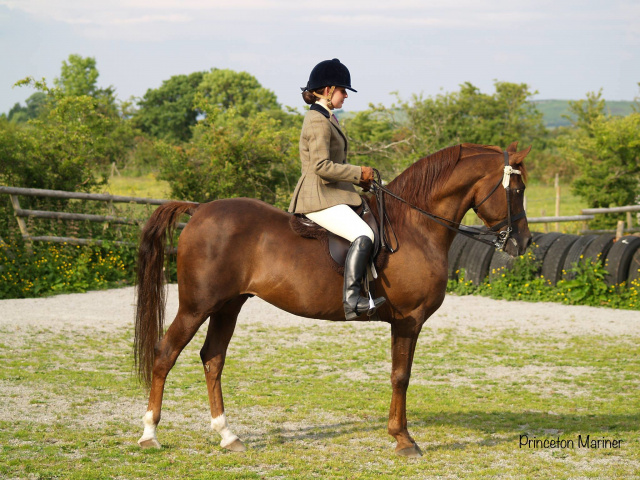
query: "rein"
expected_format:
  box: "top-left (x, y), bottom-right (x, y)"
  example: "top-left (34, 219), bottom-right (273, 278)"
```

top-left (372, 150), bottom-right (524, 252)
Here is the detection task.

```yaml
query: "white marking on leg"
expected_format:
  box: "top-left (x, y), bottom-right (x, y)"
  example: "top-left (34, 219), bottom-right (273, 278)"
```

top-left (211, 413), bottom-right (239, 448)
top-left (137, 410), bottom-right (159, 446)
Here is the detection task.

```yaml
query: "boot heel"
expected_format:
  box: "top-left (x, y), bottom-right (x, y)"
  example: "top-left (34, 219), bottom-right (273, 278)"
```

top-left (345, 310), bottom-right (360, 321)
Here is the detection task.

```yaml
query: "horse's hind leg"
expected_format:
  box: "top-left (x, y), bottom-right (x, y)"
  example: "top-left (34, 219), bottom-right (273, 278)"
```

top-left (138, 306), bottom-right (209, 448)
top-left (200, 295), bottom-right (248, 452)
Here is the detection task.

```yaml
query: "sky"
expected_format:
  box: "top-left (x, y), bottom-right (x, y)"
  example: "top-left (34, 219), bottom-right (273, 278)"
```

top-left (0, 0), bottom-right (639, 115)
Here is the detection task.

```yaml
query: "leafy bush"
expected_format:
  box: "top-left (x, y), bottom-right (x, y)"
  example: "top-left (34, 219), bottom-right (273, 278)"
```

top-left (448, 250), bottom-right (639, 310)
top-left (157, 104), bottom-right (301, 208)
top-left (0, 242), bottom-right (137, 299)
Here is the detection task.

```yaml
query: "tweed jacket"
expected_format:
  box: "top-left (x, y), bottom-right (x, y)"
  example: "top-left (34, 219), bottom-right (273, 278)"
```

top-left (288, 104), bottom-right (362, 214)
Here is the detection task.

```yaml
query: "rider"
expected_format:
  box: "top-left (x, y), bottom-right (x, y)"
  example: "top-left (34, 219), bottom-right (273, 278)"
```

top-left (289, 58), bottom-right (386, 320)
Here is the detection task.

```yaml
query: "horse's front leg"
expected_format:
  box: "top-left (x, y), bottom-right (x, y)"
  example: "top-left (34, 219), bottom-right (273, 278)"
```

top-left (388, 320), bottom-right (423, 457)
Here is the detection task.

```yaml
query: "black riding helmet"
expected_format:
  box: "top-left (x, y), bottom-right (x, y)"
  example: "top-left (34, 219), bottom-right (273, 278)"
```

top-left (302, 58), bottom-right (357, 92)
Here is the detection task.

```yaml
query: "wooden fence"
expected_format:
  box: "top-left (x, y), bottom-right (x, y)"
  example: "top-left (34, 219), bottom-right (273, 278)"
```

top-left (0, 186), bottom-right (190, 252)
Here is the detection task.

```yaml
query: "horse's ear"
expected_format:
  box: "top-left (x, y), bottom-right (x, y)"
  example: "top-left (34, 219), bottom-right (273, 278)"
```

top-left (507, 141), bottom-right (519, 153)
top-left (512, 145), bottom-right (532, 164)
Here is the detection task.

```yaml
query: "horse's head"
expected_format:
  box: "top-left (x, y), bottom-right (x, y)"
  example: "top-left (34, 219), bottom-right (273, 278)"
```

top-left (471, 142), bottom-right (532, 257)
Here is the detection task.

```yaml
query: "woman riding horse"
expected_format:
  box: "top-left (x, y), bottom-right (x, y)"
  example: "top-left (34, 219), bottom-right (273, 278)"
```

top-left (290, 58), bottom-right (385, 320)
top-left (134, 131), bottom-right (532, 456)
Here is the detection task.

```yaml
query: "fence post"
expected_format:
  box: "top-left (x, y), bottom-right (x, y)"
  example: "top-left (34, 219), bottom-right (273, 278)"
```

top-left (555, 173), bottom-right (560, 232)
top-left (627, 211), bottom-right (633, 231)
top-left (9, 194), bottom-right (33, 254)
top-left (616, 220), bottom-right (625, 240)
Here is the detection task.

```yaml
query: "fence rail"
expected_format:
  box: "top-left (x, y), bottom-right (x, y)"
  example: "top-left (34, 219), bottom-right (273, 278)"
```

top-left (0, 186), bottom-right (172, 205)
top-left (582, 205), bottom-right (640, 214)
top-left (0, 185), bottom-right (192, 251)
top-left (528, 215), bottom-right (594, 224)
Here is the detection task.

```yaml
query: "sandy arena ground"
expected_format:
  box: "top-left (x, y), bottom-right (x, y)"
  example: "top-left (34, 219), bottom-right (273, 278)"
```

top-left (1, 285), bottom-right (638, 337)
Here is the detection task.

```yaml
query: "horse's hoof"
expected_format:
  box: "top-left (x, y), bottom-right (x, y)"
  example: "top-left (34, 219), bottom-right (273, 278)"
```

top-left (138, 437), bottom-right (162, 449)
top-left (396, 443), bottom-right (423, 458)
top-left (224, 439), bottom-right (247, 452)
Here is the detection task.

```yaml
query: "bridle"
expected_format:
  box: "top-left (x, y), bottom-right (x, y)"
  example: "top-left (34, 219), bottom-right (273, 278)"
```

top-left (372, 150), bottom-right (525, 253)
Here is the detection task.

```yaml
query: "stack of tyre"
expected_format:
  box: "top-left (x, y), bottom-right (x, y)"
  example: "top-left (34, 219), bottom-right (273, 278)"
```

top-left (448, 232), bottom-right (640, 287)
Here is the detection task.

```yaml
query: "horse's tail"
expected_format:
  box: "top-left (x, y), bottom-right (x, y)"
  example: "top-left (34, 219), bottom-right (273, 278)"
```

top-left (134, 201), bottom-right (200, 388)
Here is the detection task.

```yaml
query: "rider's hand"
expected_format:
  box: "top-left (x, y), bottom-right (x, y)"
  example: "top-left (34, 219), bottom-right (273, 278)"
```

top-left (359, 166), bottom-right (375, 192)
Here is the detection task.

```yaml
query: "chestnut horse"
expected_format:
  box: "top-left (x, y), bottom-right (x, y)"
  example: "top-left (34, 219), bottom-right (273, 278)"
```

top-left (134, 142), bottom-right (532, 457)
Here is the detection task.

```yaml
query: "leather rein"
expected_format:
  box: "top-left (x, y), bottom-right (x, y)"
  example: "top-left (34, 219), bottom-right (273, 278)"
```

top-left (371, 150), bottom-right (525, 253)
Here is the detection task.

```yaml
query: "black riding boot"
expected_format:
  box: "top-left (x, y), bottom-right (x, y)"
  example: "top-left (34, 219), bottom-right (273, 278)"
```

top-left (343, 236), bottom-right (386, 320)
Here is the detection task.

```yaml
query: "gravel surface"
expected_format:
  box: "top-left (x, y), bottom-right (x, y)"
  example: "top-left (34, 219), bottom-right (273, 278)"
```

top-left (1, 285), bottom-right (638, 337)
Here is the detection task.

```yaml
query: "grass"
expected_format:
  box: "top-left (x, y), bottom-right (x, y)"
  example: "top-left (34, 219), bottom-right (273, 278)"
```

top-left (1, 312), bottom-right (638, 479)
top-left (463, 182), bottom-right (588, 234)
top-left (105, 173), bottom-right (172, 200)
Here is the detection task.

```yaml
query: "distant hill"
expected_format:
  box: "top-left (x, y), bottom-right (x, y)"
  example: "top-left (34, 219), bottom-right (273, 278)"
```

top-left (533, 99), bottom-right (635, 127)
top-left (340, 99), bottom-right (636, 129)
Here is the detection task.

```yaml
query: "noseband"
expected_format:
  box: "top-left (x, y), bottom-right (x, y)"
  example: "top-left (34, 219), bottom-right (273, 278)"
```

top-left (372, 150), bottom-right (525, 252)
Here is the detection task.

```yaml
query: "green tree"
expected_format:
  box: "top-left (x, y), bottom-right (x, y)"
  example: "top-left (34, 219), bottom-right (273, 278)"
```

top-left (398, 81), bottom-right (545, 150)
top-left (198, 69), bottom-right (280, 118)
top-left (7, 92), bottom-right (48, 123)
top-left (132, 71), bottom-right (205, 143)
top-left (148, 68), bottom-right (302, 207)
top-left (343, 110), bottom-right (400, 176)
top-left (52, 54), bottom-right (118, 119)
top-left (345, 81), bottom-right (546, 178)
top-left (3, 77), bottom-right (134, 192)
top-left (54, 54), bottom-right (100, 97)
top-left (556, 90), bottom-right (640, 226)
top-left (157, 96), bottom-right (301, 208)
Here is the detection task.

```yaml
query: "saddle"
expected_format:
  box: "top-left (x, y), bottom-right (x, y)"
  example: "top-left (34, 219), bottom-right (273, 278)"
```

top-left (289, 200), bottom-right (388, 275)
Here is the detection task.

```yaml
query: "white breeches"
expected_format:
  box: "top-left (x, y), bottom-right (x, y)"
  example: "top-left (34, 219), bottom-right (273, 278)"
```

top-left (305, 204), bottom-right (374, 243)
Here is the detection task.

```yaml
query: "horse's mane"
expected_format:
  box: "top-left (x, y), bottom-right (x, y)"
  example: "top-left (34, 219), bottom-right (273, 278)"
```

top-left (383, 144), bottom-right (463, 222)
top-left (382, 143), bottom-right (523, 226)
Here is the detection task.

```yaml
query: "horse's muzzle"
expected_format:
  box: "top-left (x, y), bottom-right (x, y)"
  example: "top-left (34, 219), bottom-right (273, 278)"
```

top-left (503, 232), bottom-right (531, 257)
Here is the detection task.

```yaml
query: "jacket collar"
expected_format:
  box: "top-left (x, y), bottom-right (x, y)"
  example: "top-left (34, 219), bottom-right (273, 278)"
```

top-left (310, 103), bottom-right (330, 118)
top-left (309, 104), bottom-right (347, 145)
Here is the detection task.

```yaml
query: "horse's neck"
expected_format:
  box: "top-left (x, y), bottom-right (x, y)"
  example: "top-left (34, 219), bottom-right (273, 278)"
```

top-left (390, 159), bottom-right (480, 249)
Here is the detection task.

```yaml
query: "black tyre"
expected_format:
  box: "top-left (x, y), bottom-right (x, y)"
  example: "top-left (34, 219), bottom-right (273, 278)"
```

top-left (582, 234), bottom-right (615, 265)
top-left (627, 247), bottom-right (640, 287)
top-left (463, 239), bottom-right (495, 285)
top-left (529, 232), bottom-right (563, 266)
top-left (562, 235), bottom-right (599, 281)
top-left (489, 250), bottom-right (515, 280)
top-left (603, 236), bottom-right (640, 286)
top-left (530, 231), bottom-right (545, 244)
top-left (448, 234), bottom-right (472, 280)
top-left (540, 235), bottom-right (580, 285)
